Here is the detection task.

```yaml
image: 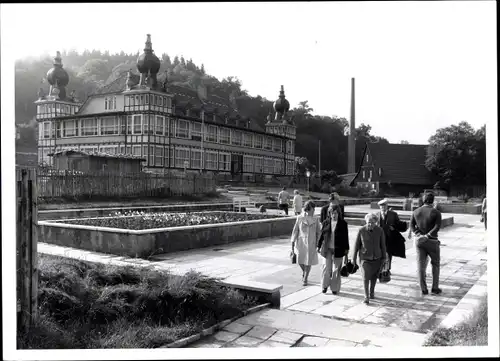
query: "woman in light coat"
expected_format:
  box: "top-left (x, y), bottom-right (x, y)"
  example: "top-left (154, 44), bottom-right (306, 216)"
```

top-left (291, 200), bottom-right (321, 286)
top-left (292, 190), bottom-right (303, 215)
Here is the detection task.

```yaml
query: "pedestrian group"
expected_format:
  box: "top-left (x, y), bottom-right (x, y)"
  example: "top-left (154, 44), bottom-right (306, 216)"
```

top-left (290, 191), bottom-right (446, 305)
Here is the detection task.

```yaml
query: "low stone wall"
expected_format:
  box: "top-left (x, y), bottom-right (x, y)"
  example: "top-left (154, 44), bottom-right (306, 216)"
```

top-left (38, 215), bottom-right (297, 258)
top-left (437, 203), bottom-right (482, 214)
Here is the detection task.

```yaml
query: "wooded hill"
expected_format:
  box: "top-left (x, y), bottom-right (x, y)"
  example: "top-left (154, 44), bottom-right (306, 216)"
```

top-left (15, 50), bottom-right (388, 173)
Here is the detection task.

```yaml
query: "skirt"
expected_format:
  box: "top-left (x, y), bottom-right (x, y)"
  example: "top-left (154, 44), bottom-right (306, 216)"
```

top-left (360, 258), bottom-right (383, 280)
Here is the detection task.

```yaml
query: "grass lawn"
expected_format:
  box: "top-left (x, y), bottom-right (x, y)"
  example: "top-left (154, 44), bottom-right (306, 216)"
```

top-left (424, 295), bottom-right (488, 346)
top-left (18, 254), bottom-right (259, 349)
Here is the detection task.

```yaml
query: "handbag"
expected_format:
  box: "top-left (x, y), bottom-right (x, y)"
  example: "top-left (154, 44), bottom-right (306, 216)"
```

top-left (340, 256), bottom-right (349, 277)
top-left (480, 214), bottom-right (484, 223)
top-left (290, 250), bottom-right (297, 264)
top-left (346, 259), bottom-right (359, 274)
top-left (379, 259), bottom-right (391, 283)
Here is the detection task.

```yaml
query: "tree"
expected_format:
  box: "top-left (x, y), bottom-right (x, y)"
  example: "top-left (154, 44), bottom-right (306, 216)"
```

top-left (400, 140), bottom-right (410, 144)
top-left (425, 121), bottom-right (486, 192)
top-left (200, 63), bottom-right (205, 75)
top-left (298, 100), bottom-right (314, 114)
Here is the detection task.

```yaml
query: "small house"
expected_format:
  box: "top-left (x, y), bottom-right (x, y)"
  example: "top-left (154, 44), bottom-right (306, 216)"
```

top-left (48, 149), bottom-right (145, 173)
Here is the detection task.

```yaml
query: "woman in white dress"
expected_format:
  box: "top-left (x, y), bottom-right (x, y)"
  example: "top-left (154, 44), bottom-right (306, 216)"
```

top-left (291, 200), bottom-right (321, 286)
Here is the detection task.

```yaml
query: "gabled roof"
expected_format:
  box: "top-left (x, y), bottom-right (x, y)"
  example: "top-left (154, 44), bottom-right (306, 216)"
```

top-left (48, 149), bottom-right (145, 161)
top-left (364, 142), bottom-right (433, 185)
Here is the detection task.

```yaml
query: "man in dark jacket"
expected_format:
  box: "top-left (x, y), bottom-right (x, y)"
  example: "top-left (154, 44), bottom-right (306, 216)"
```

top-left (410, 192), bottom-right (442, 295)
top-left (377, 199), bottom-right (407, 271)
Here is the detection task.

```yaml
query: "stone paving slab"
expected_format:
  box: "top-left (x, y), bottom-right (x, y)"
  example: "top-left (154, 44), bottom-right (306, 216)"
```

top-left (38, 205), bottom-right (487, 348)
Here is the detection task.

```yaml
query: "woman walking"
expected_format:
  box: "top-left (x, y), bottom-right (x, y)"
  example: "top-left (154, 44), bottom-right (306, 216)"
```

top-left (353, 213), bottom-right (387, 304)
top-left (318, 193), bottom-right (349, 294)
top-left (292, 190), bottom-right (303, 215)
top-left (291, 200), bottom-right (321, 286)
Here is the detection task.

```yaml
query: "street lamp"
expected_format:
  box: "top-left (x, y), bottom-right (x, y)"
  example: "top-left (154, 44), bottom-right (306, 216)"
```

top-left (306, 170), bottom-right (311, 193)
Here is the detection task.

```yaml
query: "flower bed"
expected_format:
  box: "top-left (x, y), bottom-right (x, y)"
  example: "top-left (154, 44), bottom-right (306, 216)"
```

top-left (39, 211), bottom-right (296, 258)
top-left (56, 211), bottom-right (280, 230)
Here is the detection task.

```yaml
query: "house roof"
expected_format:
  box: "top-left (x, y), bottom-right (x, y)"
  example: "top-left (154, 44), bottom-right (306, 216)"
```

top-left (363, 142), bottom-right (433, 185)
top-left (48, 149), bottom-right (146, 161)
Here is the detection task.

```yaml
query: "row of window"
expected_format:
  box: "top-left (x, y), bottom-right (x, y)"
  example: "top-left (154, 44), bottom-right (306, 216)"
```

top-left (39, 116), bottom-right (295, 154)
top-left (37, 102), bottom-right (79, 116)
top-left (104, 97), bottom-right (117, 111)
top-left (39, 145), bottom-right (295, 174)
top-left (124, 94), bottom-right (172, 108)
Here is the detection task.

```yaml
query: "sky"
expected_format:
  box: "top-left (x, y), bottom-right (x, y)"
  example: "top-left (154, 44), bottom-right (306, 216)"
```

top-left (2, 2), bottom-right (497, 144)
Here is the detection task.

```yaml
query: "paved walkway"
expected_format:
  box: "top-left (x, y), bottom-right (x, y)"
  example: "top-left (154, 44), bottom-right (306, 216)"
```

top-left (38, 205), bottom-right (488, 348)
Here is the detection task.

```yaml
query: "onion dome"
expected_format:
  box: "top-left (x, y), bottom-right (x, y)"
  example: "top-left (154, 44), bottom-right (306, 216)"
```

top-left (137, 34), bottom-right (161, 75)
top-left (46, 51), bottom-right (69, 87)
top-left (273, 85), bottom-right (290, 114)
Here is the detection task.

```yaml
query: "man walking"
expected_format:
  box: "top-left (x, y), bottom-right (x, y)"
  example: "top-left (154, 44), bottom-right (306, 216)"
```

top-left (278, 187), bottom-right (290, 215)
top-left (377, 199), bottom-right (407, 271)
top-left (410, 192), bottom-right (442, 295)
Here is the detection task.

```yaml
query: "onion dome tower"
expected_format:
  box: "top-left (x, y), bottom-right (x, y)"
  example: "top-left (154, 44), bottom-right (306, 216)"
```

top-left (46, 51), bottom-right (69, 100)
top-left (136, 34), bottom-right (161, 89)
top-left (273, 85), bottom-right (290, 121)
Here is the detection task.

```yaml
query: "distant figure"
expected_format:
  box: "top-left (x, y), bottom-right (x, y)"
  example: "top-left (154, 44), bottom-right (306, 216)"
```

top-left (291, 200), bottom-right (321, 286)
top-left (353, 213), bottom-right (387, 304)
top-left (292, 190), bottom-right (303, 215)
top-left (318, 193), bottom-right (349, 295)
top-left (377, 199), bottom-right (408, 271)
top-left (410, 192), bottom-right (442, 295)
top-left (278, 187), bottom-right (290, 215)
top-left (259, 204), bottom-right (267, 213)
top-left (481, 196), bottom-right (487, 230)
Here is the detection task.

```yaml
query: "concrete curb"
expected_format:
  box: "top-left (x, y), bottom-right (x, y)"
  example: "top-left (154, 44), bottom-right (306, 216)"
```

top-left (160, 303), bottom-right (271, 348)
top-left (421, 272), bottom-right (488, 345)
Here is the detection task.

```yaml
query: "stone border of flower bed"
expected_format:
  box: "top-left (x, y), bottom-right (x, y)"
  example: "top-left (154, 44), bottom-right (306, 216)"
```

top-left (38, 212), bottom-right (297, 258)
top-left (160, 303), bottom-right (271, 348)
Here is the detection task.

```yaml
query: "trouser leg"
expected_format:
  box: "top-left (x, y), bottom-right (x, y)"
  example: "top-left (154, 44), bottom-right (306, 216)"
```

top-left (304, 265), bottom-right (311, 282)
top-left (417, 242), bottom-right (429, 292)
top-left (369, 275), bottom-right (378, 296)
top-left (321, 251), bottom-right (333, 289)
top-left (363, 278), bottom-right (370, 299)
top-left (428, 240), bottom-right (441, 290)
top-left (331, 257), bottom-right (344, 292)
top-left (387, 254), bottom-right (393, 271)
top-left (485, 213), bottom-right (487, 230)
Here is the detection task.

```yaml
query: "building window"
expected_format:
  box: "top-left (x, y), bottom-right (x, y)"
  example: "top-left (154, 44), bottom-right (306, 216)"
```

top-left (158, 97), bottom-right (163, 107)
top-left (132, 145), bottom-right (142, 156)
top-left (274, 159), bottom-right (283, 174)
top-left (176, 120), bottom-right (189, 138)
top-left (164, 147), bottom-right (170, 167)
top-left (81, 118), bottom-right (98, 136)
top-left (219, 128), bottom-right (230, 144)
top-left (273, 139), bottom-right (282, 152)
top-left (150, 94), bottom-right (154, 105)
top-left (175, 148), bottom-right (190, 168)
top-left (191, 122), bottom-right (202, 141)
top-left (243, 133), bottom-right (252, 147)
top-left (254, 157), bottom-right (263, 173)
top-left (206, 125), bottom-right (217, 142)
top-left (155, 146), bottom-right (163, 166)
top-left (100, 146), bottom-right (117, 155)
top-left (133, 115), bottom-right (142, 134)
top-left (218, 153), bottom-right (231, 171)
top-left (155, 116), bottom-right (164, 135)
top-left (369, 170), bottom-right (373, 180)
top-left (43, 122), bottom-right (51, 138)
top-left (264, 158), bottom-right (274, 173)
top-left (286, 140), bottom-right (293, 154)
top-left (231, 130), bottom-right (242, 146)
top-left (143, 115), bottom-right (153, 134)
top-left (100, 116), bottom-right (119, 135)
top-left (205, 151), bottom-right (218, 170)
top-left (362, 170), bottom-right (366, 179)
top-left (263, 137), bottom-right (272, 150)
top-left (287, 160), bottom-right (294, 175)
top-left (254, 135), bottom-right (263, 149)
top-left (366, 153), bottom-right (369, 162)
top-left (63, 120), bottom-right (77, 137)
top-left (191, 149), bottom-right (202, 169)
top-left (243, 155), bottom-right (254, 173)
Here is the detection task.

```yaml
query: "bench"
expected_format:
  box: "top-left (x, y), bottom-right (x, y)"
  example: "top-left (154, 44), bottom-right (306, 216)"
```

top-left (221, 278), bottom-right (283, 308)
top-left (233, 196), bottom-right (255, 212)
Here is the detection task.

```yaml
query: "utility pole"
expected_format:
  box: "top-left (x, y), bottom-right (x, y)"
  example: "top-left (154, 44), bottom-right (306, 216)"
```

top-left (318, 139), bottom-right (321, 176)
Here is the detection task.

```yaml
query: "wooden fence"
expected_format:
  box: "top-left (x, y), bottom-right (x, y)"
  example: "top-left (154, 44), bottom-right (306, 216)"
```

top-left (16, 168), bottom-right (38, 331)
top-left (36, 170), bottom-right (217, 202)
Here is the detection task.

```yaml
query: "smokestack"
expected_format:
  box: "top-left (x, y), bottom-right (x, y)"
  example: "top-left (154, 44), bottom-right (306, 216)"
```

top-left (348, 78), bottom-right (356, 174)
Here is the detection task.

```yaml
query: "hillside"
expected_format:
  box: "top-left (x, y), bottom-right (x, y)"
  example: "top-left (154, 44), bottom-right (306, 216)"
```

top-left (14, 50), bottom-right (387, 173)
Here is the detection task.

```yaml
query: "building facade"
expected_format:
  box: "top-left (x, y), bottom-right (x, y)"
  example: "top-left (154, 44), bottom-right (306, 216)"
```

top-left (36, 35), bottom-right (297, 179)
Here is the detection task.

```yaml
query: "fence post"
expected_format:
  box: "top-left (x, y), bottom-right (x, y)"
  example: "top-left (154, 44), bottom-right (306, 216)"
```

top-left (16, 168), bottom-right (38, 332)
